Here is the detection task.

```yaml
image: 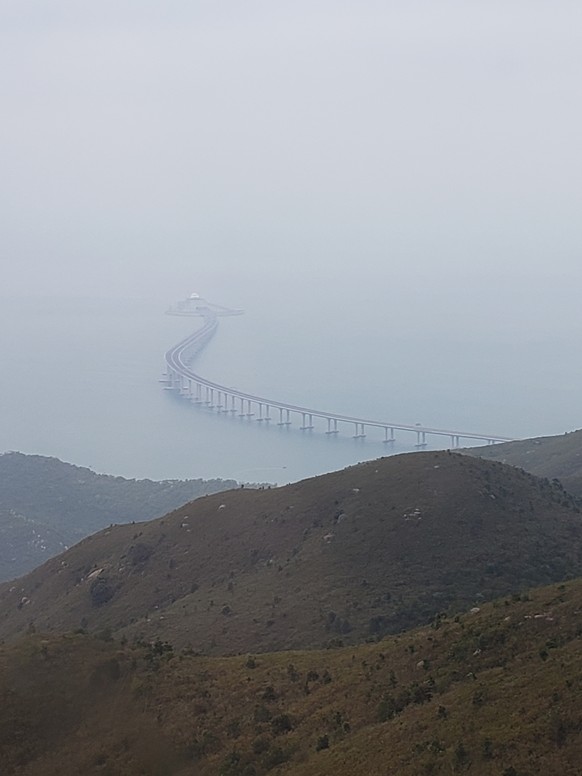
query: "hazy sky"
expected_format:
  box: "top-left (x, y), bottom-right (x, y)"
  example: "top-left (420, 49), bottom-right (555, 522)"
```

top-left (2, 1), bottom-right (582, 477)
top-left (2, 1), bottom-right (582, 301)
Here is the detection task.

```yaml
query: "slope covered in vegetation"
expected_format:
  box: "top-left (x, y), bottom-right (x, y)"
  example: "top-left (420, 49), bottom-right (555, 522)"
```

top-left (1, 451), bottom-right (581, 654)
top-left (1, 578), bottom-right (581, 775)
top-left (0, 452), bottom-right (239, 580)
top-left (466, 429), bottom-right (582, 496)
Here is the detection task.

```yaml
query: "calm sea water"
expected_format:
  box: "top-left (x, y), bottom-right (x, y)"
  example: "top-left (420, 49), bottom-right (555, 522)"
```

top-left (0, 283), bottom-right (580, 485)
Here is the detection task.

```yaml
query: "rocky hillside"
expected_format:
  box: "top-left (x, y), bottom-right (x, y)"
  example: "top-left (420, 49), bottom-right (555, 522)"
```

top-left (0, 509), bottom-right (67, 579)
top-left (1, 451), bottom-right (581, 654)
top-left (465, 429), bottom-right (582, 496)
top-left (0, 452), bottom-right (239, 580)
top-left (1, 577), bottom-right (581, 775)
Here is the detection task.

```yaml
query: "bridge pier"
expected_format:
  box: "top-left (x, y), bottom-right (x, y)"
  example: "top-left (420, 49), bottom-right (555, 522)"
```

top-left (255, 402), bottom-right (271, 422)
top-left (353, 422), bottom-right (366, 439)
top-left (256, 403), bottom-right (270, 421)
top-left (325, 418), bottom-right (339, 435)
top-left (163, 301), bottom-right (514, 449)
top-left (277, 408), bottom-right (291, 426)
top-left (179, 378), bottom-right (191, 397)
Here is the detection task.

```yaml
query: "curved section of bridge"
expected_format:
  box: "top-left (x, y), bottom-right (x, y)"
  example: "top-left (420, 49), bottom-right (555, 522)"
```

top-left (162, 298), bottom-right (515, 449)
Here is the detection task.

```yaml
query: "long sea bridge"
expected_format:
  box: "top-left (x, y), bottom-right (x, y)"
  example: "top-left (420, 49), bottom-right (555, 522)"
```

top-left (161, 296), bottom-right (515, 449)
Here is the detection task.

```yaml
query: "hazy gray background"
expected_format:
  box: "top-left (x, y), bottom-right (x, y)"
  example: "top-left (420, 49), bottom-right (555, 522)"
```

top-left (1, 1), bottom-right (581, 482)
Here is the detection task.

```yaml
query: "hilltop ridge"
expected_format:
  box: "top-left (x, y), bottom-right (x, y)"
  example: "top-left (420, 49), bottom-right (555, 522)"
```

top-left (2, 451), bottom-right (582, 654)
top-left (465, 430), bottom-right (582, 495)
top-left (0, 452), bottom-right (240, 580)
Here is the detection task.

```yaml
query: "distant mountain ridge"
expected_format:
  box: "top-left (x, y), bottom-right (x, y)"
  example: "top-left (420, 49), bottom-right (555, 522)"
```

top-left (0, 508), bottom-right (68, 579)
top-left (464, 429), bottom-right (582, 495)
top-left (0, 452), bottom-right (240, 581)
top-left (2, 451), bottom-right (582, 654)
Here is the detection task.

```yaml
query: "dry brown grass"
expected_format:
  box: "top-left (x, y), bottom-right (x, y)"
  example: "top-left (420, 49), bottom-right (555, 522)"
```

top-left (1, 578), bottom-right (582, 775)
top-left (1, 451), bottom-right (582, 657)
top-left (465, 428), bottom-right (582, 496)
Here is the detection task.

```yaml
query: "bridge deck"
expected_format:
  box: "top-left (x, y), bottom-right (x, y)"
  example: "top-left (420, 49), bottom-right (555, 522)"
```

top-left (163, 302), bottom-right (515, 447)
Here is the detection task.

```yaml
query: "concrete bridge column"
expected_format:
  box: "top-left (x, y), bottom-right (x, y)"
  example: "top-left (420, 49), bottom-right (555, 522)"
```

top-left (246, 400), bottom-right (254, 417)
top-left (416, 430), bottom-right (427, 448)
top-left (325, 418), bottom-right (339, 434)
top-left (383, 427), bottom-right (395, 444)
top-left (278, 408), bottom-right (291, 426)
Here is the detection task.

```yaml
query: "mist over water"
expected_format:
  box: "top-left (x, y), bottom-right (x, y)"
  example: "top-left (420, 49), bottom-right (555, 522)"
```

top-left (2, 2), bottom-right (582, 482)
top-left (1, 270), bottom-right (580, 484)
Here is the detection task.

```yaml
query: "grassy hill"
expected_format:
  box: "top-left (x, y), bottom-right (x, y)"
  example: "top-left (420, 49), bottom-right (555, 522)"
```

top-left (1, 577), bottom-right (582, 775)
top-left (465, 429), bottom-right (582, 496)
top-left (1, 451), bottom-right (582, 654)
top-left (0, 452), bottom-right (240, 581)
